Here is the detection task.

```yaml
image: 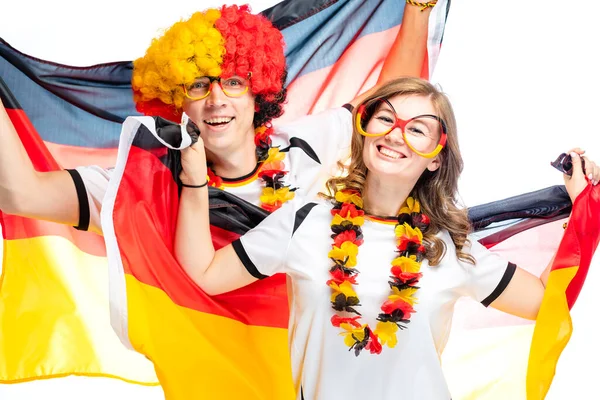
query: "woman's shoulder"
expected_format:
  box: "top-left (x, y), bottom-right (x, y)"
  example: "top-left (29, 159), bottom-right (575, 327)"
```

top-left (272, 106), bottom-right (351, 133)
top-left (433, 228), bottom-right (453, 246)
top-left (434, 228), bottom-right (495, 270)
top-left (269, 107), bottom-right (352, 148)
top-left (431, 229), bottom-right (472, 265)
top-left (434, 229), bottom-right (481, 249)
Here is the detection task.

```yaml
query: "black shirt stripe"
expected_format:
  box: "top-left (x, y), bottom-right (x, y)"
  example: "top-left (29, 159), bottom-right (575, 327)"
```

top-left (280, 137), bottom-right (320, 164)
top-left (232, 239), bottom-right (268, 280)
top-left (481, 262), bottom-right (517, 307)
top-left (293, 203), bottom-right (318, 235)
top-left (280, 104), bottom-right (353, 164)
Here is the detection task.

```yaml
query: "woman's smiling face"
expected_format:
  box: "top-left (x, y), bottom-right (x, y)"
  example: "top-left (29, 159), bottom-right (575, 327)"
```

top-left (362, 94), bottom-right (442, 184)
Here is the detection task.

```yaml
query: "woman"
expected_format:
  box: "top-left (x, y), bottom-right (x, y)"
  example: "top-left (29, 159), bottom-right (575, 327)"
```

top-left (174, 77), bottom-right (599, 399)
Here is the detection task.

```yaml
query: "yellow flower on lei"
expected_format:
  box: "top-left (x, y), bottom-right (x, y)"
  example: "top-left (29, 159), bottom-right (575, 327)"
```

top-left (399, 197), bottom-right (420, 214)
top-left (328, 241), bottom-right (359, 267)
top-left (374, 321), bottom-right (399, 348)
top-left (259, 187), bottom-right (295, 205)
top-left (263, 147), bottom-right (286, 164)
top-left (395, 222), bottom-right (423, 242)
top-left (331, 213), bottom-right (364, 227)
top-left (388, 286), bottom-right (418, 306)
top-left (335, 191), bottom-right (364, 208)
top-left (329, 280), bottom-right (358, 302)
top-left (340, 323), bottom-right (367, 347)
top-left (391, 255), bottom-right (421, 273)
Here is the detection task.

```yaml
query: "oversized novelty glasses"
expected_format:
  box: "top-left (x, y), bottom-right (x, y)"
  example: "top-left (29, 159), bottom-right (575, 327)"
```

top-left (184, 74), bottom-right (250, 100)
top-left (356, 98), bottom-right (448, 158)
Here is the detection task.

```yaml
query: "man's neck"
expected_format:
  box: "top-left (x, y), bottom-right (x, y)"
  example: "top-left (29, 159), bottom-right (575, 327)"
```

top-left (206, 141), bottom-right (258, 179)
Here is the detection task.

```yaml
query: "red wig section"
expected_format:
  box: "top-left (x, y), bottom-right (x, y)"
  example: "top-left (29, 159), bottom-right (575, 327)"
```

top-left (215, 5), bottom-right (286, 102)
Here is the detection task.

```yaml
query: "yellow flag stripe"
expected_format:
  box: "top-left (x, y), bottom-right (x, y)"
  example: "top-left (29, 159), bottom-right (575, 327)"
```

top-left (125, 274), bottom-right (296, 399)
top-left (0, 236), bottom-right (157, 384)
top-left (526, 266), bottom-right (578, 400)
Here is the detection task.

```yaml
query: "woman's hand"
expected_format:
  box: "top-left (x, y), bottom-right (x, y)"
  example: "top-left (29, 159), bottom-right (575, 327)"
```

top-left (564, 148), bottom-right (599, 203)
top-left (180, 124), bottom-right (208, 186)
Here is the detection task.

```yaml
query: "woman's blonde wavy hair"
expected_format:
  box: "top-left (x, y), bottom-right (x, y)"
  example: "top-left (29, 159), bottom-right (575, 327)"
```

top-left (324, 77), bottom-right (474, 266)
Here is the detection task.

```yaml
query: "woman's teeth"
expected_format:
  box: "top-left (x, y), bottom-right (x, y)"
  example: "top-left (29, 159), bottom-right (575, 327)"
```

top-left (378, 146), bottom-right (402, 159)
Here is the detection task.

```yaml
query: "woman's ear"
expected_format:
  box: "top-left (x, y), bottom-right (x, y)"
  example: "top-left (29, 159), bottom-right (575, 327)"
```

top-left (426, 156), bottom-right (441, 172)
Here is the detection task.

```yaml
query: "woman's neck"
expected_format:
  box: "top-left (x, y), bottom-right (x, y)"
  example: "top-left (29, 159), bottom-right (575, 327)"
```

top-left (362, 174), bottom-right (416, 216)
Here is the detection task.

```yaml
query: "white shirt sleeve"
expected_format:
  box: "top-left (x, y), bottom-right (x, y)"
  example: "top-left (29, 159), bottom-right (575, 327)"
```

top-left (272, 106), bottom-right (353, 198)
top-left (232, 198), bottom-right (310, 278)
top-left (286, 105), bottom-right (353, 173)
top-left (73, 165), bottom-right (113, 235)
top-left (452, 233), bottom-right (516, 306)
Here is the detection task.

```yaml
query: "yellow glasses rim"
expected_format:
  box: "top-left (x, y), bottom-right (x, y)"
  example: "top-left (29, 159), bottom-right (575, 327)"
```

top-left (183, 75), bottom-right (251, 101)
top-left (354, 110), bottom-right (445, 159)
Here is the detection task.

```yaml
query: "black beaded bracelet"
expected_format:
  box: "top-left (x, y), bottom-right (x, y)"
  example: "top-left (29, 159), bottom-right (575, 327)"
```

top-left (181, 181), bottom-right (209, 188)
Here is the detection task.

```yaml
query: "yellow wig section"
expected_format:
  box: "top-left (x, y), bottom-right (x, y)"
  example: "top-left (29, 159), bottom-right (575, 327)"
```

top-left (132, 9), bottom-right (225, 118)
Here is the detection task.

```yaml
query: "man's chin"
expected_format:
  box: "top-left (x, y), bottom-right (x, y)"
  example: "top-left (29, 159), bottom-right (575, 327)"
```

top-left (203, 138), bottom-right (238, 157)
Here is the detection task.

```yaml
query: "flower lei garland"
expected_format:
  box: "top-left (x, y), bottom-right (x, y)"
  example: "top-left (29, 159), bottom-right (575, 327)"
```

top-left (206, 124), bottom-right (295, 212)
top-left (327, 189), bottom-right (430, 356)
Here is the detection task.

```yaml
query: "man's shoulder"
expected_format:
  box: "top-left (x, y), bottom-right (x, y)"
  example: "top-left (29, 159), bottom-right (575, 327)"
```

top-left (273, 106), bottom-right (352, 134)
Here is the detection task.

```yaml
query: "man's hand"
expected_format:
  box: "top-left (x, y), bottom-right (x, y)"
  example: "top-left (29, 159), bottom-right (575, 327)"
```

top-left (180, 121), bottom-right (208, 186)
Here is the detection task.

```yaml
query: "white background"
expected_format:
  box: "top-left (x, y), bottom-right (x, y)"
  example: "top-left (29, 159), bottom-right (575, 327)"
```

top-left (1, 0), bottom-right (599, 398)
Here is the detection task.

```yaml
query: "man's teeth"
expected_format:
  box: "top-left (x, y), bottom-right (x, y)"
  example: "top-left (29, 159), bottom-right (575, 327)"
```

top-left (379, 146), bottom-right (402, 159)
top-left (205, 117), bottom-right (233, 125)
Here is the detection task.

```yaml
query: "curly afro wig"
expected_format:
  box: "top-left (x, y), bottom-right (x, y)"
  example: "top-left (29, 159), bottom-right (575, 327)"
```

top-left (132, 5), bottom-right (287, 126)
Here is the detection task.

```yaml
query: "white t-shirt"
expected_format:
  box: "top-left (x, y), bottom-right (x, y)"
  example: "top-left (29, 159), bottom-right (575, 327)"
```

top-left (232, 200), bottom-right (516, 400)
top-left (72, 106), bottom-right (353, 233)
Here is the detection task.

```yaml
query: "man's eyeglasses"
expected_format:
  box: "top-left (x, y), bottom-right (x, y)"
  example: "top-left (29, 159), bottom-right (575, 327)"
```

top-left (183, 74), bottom-right (251, 100)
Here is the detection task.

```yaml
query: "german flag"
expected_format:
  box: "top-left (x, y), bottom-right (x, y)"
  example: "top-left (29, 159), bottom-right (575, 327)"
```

top-left (0, 79), bottom-right (158, 385)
